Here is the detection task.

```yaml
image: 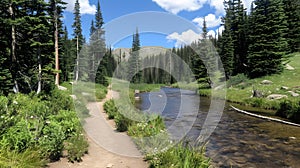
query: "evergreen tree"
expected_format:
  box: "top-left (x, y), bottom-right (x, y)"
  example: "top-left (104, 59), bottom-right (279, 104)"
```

top-left (283, 0), bottom-right (300, 52)
top-left (128, 28), bottom-right (141, 83)
top-left (72, 0), bottom-right (84, 49)
top-left (219, 0), bottom-right (234, 79)
top-left (95, 0), bottom-right (104, 29)
top-left (247, 0), bottom-right (288, 78)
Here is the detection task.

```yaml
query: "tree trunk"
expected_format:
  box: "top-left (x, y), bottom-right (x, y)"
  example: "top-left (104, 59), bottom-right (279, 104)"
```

top-left (75, 36), bottom-right (79, 81)
top-left (9, 2), bottom-right (19, 93)
top-left (54, 2), bottom-right (59, 85)
top-left (37, 47), bottom-right (42, 94)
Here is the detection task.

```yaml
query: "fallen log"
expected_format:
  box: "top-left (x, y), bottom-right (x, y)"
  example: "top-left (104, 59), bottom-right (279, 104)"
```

top-left (230, 105), bottom-right (300, 127)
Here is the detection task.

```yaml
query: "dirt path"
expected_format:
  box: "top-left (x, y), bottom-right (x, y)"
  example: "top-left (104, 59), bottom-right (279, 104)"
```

top-left (48, 89), bottom-right (148, 168)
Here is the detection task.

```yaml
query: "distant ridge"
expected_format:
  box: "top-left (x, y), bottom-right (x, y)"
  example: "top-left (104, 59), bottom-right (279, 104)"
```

top-left (112, 46), bottom-right (170, 61)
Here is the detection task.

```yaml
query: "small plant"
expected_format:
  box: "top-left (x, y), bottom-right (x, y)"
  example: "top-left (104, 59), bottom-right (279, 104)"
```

top-left (39, 120), bottom-right (65, 161)
top-left (0, 148), bottom-right (46, 168)
top-left (277, 99), bottom-right (300, 122)
top-left (103, 100), bottom-right (118, 119)
top-left (147, 143), bottom-right (210, 168)
top-left (64, 133), bottom-right (89, 162)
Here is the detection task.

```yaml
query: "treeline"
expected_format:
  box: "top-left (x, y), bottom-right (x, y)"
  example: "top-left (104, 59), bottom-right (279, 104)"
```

top-left (119, 0), bottom-right (299, 86)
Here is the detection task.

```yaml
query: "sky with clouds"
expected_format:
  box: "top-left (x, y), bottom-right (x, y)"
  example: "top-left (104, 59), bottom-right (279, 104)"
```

top-left (62, 0), bottom-right (254, 48)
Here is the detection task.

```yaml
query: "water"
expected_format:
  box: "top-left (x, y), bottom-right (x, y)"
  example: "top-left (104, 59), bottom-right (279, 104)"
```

top-left (137, 87), bottom-right (300, 168)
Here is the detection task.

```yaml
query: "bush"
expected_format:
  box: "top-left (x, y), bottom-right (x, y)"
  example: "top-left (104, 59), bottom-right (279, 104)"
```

top-left (227, 74), bottom-right (251, 89)
top-left (147, 143), bottom-right (210, 168)
top-left (39, 120), bottom-right (65, 161)
top-left (128, 115), bottom-right (165, 137)
top-left (48, 110), bottom-right (82, 138)
top-left (47, 88), bottom-right (74, 114)
top-left (0, 119), bottom-right (34, 152)
top-left (103, 100), bottom-right (118, 119)
top-left (65, 133), bottom-right (89, 162)
top-left (277, 100), bottom-right (300, 122)
top-left (115, 113), bottom-right (132, 132)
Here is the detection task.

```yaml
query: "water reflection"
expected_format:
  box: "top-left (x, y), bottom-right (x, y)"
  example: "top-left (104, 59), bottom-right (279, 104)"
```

top-left (137, 87), bottom-right (300, 168)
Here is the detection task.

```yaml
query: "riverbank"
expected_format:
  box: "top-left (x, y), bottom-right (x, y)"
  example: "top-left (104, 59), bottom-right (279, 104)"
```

top-left (188, 52), bottom-right (300, 123)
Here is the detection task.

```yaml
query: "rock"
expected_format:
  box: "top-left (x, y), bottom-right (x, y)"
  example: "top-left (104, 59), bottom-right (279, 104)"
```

top-left (281, 86), bottom-right (289, 90)
top-left (286, 64), bottom-right (295, 70)
top-left (82, 92), bottom-right (91, 96)
top-left (70, 95), bottom-right (77, 100)
top-left (253, 90), bottom-right (263, 98)
top-left (289, 136), bottom-right (297, 140)
top-left (267, 94), bottom-right (288, 100)
top-left (288, 91), bottom-right (299, 97)
top-left (261, 80), bottom-right (273, 85)
top-left (69, 82), bottom-right (74, 85)
top-left (58, 85), bottom-right (67, 91)
top-left (106, 163), bottom-right (113, 168)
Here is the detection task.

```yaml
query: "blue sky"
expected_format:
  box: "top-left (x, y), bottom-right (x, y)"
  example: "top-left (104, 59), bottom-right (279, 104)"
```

top-left (62, 0), bottom-right (254, 48)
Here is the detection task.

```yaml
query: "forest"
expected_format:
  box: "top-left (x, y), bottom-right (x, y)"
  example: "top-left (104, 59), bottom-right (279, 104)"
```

top-left (0, 0), bottom-right (299, 167)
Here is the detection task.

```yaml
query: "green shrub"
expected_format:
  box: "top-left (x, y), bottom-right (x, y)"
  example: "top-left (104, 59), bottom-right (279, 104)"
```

top-left (47, 88), bottom-right (74, 114)
top-left (103, 100), bottom-right (118, 119)
top-left (147, 143), bottom-right (210, 168)
top-left (0, 119), bottom-right (34, 152)
top-left (227, 74), bottom-right (251, 89)
top-left (48, 110), bottom-right (82, 138)
top-left (64, 133), bottom-right (89, 162)
top-left (0, 148), bottom-right (46, 168)
top-left (277, 100), bottom-right (300, 122)
top-left (128, 115), bottom-right (165, 137)
top-left (39, 120), bottom-right (65, 161)
top-left (115, 113), bottom-right (132, 132)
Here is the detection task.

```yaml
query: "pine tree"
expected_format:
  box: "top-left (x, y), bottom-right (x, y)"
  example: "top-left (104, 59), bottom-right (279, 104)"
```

top-left (219, 0), bottom-right (234, 79)
top-left (48, 0), bottom-right (66, 86)
top-left (92, 0), bottom-right (106, 83)
top-left (72, 0), bottom-right (84, 48)
top-left (95, 0), bottom-right (104, 29)
top-left (283, 0), bottom-right (300, 52)
top-left (128, 28), bottom-right (141, 83)
top-left (247, 0), bottom-right (288, 78)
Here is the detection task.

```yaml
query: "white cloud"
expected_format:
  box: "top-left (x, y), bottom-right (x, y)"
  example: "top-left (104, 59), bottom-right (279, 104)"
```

top-left (152, 0), bottom-right (207, 14)
top-left (167, 29), bottom-right (202, 47)
top-left (215, 25), bottom-right (224, 38)
top-left (193, 13), bottom-right (222, 28)
top-left (152, 0), bottom-right (255, 15)
top-left (242, 0), bottom-right (255, 13)
top-left (208, 0), bottom-right (225, 15)
top-left (64, 0), bottom-right (96, 15)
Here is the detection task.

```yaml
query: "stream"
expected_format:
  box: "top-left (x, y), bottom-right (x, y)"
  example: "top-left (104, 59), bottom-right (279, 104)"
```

top-left (137, 87), bottom-right (300, 168)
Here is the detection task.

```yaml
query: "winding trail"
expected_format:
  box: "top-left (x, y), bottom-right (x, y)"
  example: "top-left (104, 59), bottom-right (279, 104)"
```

top-left (48, 88), bottom-right (148, 168)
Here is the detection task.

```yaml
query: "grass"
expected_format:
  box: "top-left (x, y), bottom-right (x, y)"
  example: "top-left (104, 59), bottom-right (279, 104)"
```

top-left (61, 81), bottom-right (107, 102)
top-left (199, 52), bottom-right (300, 112)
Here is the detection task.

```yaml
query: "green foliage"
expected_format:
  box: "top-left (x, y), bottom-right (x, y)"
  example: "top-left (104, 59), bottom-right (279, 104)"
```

top-left (227, 73), bottom-right (252, 89)
top-left (0, 89), bottom-right (89, 164)
top-left (0, 119), bottom-right (34, 152)
top-left (147, 143), bottom-right (210, 168)
top-left (103, 100), bottom-right (118, 119)
top-left (128, 116), bottom-right (165, 137)
top-left (65, 133), bottom-right (89, 162)
top-left (39, 120), bottom-right (65, 161)
top-left (0, 148), bottom-right (46, 168)
top-left (277, 100), bottom-right (300, 122)
top-left (48, 110), bottom-right (82, 138)
top-left (115, 113), bottom-right (133, 132)
top-left (46, 88), bottom-right (74, 114)
top-left (247, 0), bottom-right (288, 78)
